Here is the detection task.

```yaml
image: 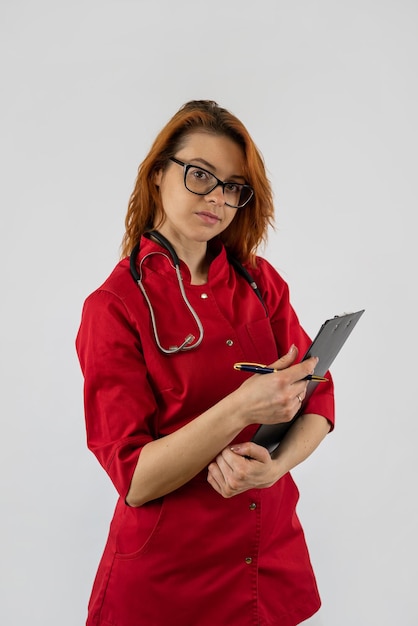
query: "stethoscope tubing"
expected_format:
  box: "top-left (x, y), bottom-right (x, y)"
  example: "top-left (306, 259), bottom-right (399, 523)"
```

top-left (130, 233), bottom-right (204, 353)
top-left (129, 230), bottom-right (266, 354)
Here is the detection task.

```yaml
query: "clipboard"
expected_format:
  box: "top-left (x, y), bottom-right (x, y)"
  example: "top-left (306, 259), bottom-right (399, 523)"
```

top-left (251, 309), bottom-right (365, 453)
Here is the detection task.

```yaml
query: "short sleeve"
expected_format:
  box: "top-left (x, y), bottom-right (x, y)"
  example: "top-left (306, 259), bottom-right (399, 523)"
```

top-left (76, 289), bottom-right (157, 498)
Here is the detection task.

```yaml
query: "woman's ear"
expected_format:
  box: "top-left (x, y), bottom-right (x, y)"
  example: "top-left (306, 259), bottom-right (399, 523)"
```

top-left (153, 168), bottom-right (163, 187)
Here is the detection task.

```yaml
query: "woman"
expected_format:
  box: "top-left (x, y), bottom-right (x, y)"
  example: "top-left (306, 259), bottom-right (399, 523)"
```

top-left (76, 100), bottom-right (334, 626)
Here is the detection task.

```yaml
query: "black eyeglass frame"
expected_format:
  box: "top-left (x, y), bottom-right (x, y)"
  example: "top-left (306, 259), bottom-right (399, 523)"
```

top-left (169, 157), bottom-right (254, 209)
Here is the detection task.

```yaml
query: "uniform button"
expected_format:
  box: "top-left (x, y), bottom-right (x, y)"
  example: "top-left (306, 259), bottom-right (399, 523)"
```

top-left (226, 339), bottom-right (234, 346)
top-left (200, 293), bottom-right (208, 299)
top-left (249, 502), bottom-right (257, 510)
top-left (245, 557), bottom-right (253, 565)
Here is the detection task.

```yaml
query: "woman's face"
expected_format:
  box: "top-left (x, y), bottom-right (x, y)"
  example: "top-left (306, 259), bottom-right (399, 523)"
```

top-left (154, 132), bottom-right (246, 250)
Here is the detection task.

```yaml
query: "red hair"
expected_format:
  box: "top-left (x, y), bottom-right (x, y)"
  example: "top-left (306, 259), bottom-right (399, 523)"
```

top-left (121, 100), bottom-right (275, 266)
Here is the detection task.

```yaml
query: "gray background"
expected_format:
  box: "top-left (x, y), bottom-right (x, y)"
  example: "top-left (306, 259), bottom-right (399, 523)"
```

top-left (1, 1), bottom-right (417, 624)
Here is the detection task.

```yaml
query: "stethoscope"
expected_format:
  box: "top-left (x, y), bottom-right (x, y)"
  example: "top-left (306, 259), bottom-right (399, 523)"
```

top-left (130, 230), bottom-right (267, 354)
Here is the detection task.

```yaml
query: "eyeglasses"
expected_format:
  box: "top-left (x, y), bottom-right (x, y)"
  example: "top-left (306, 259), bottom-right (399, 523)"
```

top-left (170, 157), bottom-right (254, 209)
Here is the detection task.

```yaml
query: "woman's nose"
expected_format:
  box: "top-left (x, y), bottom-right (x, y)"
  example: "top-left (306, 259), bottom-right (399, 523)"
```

top-left (205, 183), bottom-right (225, 205)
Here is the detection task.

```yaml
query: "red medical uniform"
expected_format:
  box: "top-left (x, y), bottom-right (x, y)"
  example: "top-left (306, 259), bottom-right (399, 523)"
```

top-left (76, 236), bottom-right (334, 626)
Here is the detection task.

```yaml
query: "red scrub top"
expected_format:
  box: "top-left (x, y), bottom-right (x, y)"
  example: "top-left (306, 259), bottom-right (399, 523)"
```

top-left (76, 236), bottom-right (335, 626)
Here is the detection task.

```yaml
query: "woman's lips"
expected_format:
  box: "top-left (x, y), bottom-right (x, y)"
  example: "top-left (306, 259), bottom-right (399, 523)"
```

top-left (196, 212), bottom-right (221, 224)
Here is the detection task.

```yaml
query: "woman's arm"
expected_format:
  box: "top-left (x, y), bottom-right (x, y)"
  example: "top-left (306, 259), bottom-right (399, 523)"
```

top-left (126, 347), bottom-right (317, 506)
top-left (125, 392), bottom-right (246, 506)
top-left (271, 412), bottom-right (331, 470)
top-left (206, 413), bottom-right (331, 498)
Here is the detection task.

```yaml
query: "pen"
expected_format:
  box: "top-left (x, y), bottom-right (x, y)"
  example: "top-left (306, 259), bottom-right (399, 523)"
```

top-left (233, 362), bottom-right (328, 382)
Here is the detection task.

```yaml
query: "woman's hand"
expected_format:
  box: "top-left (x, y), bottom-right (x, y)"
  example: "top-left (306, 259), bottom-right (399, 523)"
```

top-left (207, 413), bottom-right (331, 499)
top-left (207, 442), bottom-right (277, 498)
top-left (234, 345), bottom-right (318, 428)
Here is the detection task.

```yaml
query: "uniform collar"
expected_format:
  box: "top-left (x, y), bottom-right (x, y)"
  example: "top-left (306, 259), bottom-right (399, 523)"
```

top-left (138, 234), bottom-right (230, 287)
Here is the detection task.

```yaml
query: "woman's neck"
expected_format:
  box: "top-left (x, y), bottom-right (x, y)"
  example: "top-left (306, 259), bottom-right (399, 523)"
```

top-left (181, 251), bottom-right (210, 285)
top-left (149, 229), bottom-right (211, 285)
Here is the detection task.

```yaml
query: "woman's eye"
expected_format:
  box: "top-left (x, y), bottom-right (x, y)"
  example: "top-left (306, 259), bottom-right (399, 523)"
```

top-left (225, 183), bottom-right (240, 192)
top-left (191, 168), bottom-right (209, 180)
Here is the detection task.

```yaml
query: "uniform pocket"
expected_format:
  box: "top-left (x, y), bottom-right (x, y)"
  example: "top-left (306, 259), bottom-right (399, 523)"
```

top-left (243, 316), bottom-right (278, 364)
top-left (114, 497), bottom-right (165, 557)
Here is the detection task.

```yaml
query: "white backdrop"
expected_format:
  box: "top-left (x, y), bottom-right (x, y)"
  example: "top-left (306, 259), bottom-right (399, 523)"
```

top-left (1, 1), bottom-right (417, 624)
